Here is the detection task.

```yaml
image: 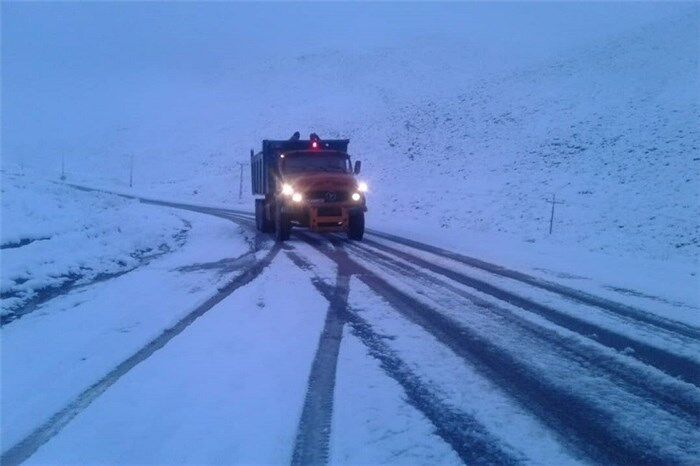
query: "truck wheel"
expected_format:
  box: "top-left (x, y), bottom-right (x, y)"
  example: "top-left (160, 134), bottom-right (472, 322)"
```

top-left (348, 211), bottom-right (365, 240)
top-left (274, 204), bottom-right (291, 242)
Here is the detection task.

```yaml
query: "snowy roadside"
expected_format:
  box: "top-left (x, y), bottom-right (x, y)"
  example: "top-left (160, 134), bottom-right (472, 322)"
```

top-left (1, 176), bottom-right (257, 452)
top-left (0, 174), bottom-right (192, 322)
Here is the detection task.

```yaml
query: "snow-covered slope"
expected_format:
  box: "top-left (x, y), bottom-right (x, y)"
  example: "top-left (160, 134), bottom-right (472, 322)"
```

top-left (367, 12), bottom-right (699, 263)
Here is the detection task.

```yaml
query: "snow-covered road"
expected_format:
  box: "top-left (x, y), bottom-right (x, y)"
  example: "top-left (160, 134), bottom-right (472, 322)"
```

top-left (2, 191), bottom-right (699, 465)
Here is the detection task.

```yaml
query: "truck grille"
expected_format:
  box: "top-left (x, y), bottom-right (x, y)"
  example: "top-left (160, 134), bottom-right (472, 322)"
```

top-left (307, 191), bottom-right (348, 203)
top-left (317, 206), bottom-right (342, 217)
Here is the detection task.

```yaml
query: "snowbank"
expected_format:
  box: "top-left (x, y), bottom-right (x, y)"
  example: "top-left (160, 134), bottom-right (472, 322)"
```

top-left (0, 173), bottom-right (188, 320)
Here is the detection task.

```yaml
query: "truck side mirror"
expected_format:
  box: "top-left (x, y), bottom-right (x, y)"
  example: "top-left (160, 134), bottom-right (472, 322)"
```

top-left (354, 160), bottom-right (362, 175)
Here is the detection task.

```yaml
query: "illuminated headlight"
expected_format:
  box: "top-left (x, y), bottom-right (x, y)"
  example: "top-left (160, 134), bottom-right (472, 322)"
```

top-left (351, 192), bottom-right (361, 202)
top-left (281, 183), bottom-right (294, 196)
top-left (358, 182), bottom-right (368, 192)
top-left (292, 192), bottom-right (303, 203)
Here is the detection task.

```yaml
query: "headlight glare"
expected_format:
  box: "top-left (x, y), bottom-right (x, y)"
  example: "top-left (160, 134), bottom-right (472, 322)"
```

top-left (292, 192), bottom-right (303, 203)
top-left (358, 182), bottom-right (368, 192)
top-left (282, 183), bottom-right (294, 196)
top-left (351, 192), bottom-right (361, 202)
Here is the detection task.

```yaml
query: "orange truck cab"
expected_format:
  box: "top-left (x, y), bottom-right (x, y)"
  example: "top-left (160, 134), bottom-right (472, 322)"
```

top-left (250, 133), bottom-right (367, 241)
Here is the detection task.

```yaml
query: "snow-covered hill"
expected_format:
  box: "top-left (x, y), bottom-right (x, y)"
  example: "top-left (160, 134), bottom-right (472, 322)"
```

top-left (2, 2), bottom-right (698, 265)
top-left (369, 12), bottom-right (699, 263)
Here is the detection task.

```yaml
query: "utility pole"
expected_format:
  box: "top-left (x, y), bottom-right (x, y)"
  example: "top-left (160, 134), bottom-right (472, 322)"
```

top-left (60, 155), bottom-right (66, 181)
top-left (546, 193), bottom-right (564, 234)
top-left (238, 162), bottom-right (245, 200)
top-left (129, 154), bottom-right (134, 188)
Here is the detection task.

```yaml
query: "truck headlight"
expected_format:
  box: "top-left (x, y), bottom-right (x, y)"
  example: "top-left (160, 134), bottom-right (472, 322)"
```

top-left (292, 192), bottom-right (303, 203)
top-left (282, 183), bottom-right (294, 196)
top-left (351, 192), bottom-right (361, 201)
top-left (358, 182), bottom-right (368, 192)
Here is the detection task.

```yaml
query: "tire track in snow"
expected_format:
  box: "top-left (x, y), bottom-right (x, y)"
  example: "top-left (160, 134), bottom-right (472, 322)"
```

top-left (58, 190), bottom-right (698, 463)
top-left (290, 255), bottom-right (350, 466)
top-left (186, 212), bottom-right (348, 465)
top-left (1, 244), bottom-right (281, 466)
top-left (1, 221), bottom-right (192, 327)
top-left (358, 238), bottom-right (700, 386)
top-left (344, 240), bottom-right (700, 420)
top-left (302, 235), bottom-right (690, 465)
top-left (366, 231), bottom-right (700, 341)
top-left (229, 213), bottom-right (699, 413)
top-left (285, 247), bottom-right (521, 465)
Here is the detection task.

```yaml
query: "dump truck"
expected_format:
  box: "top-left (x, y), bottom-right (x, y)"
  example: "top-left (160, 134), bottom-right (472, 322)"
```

top-left (250, 132), bottom-right (367, 242)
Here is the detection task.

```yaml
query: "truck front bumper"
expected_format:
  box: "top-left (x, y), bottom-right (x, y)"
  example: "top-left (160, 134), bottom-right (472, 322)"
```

top-left (282, 203), bottom-right (366, 232)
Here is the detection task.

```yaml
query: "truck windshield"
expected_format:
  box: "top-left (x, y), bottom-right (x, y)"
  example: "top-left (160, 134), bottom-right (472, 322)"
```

top-left (282, 152), bottom-right (350, 174)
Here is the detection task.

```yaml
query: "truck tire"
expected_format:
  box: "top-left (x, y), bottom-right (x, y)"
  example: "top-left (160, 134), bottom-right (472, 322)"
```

top-left (274, 204), bottom-right (291, 242)
top-left (348, 211), bottom-right (365, 240)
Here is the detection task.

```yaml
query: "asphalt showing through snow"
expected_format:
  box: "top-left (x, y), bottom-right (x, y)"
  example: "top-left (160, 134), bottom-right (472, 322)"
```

top-left (4, 187), bottom-right (699, 465)
top-left (290, 256), bottom-right (350, 466)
